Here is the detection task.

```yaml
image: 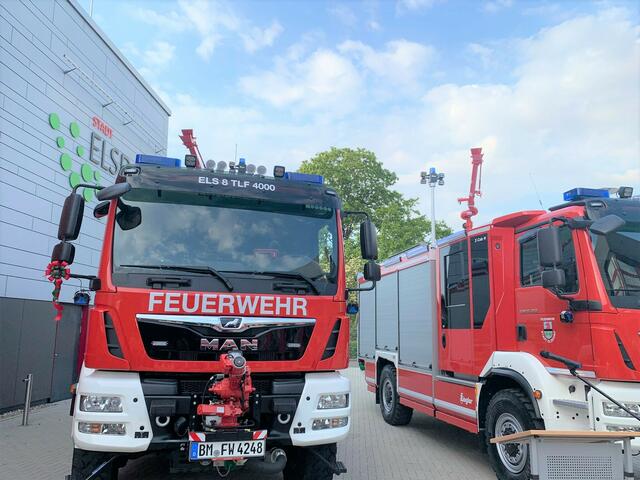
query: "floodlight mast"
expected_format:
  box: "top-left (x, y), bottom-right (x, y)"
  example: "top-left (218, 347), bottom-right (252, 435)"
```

top-left (420, 167), bottom-right (445, 247)
top-left (458, 147), bottom-right (484, 231)
top-left (179, 129), bottom-right (205, 168)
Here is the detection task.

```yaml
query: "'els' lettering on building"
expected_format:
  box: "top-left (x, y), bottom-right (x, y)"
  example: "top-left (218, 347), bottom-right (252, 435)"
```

top-left (89, 116), bottom-right (130, 175)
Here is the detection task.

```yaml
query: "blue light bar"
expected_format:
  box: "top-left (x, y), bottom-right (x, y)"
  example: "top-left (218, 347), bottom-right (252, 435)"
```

top-left (563, 188), bottom-right (610, 202)
top-left (135, 154), bottom-right (181, 167)
top-left (284, 172), bottom-right (324, 184)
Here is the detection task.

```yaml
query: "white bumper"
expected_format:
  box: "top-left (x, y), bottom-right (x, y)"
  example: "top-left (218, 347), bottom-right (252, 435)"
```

top-left (590, 381), bottom-right (640, 451)
top-left (289, 371), bottom-right (351, 446)
top-left (72, 365), bottom-right (153, 452)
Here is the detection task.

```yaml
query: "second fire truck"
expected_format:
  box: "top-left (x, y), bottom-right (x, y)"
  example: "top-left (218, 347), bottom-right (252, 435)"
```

top-left (358, 149), bottom-right (639, 479)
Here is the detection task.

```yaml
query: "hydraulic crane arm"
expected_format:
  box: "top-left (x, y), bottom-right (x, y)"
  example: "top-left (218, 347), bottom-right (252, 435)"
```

top-left (458, 147), bottom-right (484, 231)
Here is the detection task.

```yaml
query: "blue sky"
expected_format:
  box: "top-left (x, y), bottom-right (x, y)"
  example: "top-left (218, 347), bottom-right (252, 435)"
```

top-left (80, 0), bottom-right (639, 230)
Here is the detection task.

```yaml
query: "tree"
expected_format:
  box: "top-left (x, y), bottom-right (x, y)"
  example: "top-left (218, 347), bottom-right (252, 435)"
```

top-left (299, 147), bottom-right (452, 287)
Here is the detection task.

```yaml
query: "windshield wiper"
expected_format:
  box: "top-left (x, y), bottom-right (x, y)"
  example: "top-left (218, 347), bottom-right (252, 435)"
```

top-left (119, 264), bottom-right (234, 291)
top-left (223, 270), bottom-right (319, 295)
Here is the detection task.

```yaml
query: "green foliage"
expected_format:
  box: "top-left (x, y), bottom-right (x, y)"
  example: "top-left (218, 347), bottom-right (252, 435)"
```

top-left (299, 147), bottom-right (453, 287)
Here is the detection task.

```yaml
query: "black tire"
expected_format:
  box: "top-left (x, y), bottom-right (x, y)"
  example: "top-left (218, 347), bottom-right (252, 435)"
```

top-left (378, 365), bottom-right (413, 426)
top-left (69, 448), bottom-right (118, 480)
top-left (485, 389), bottom-right (544, 480)
top-left (283, 443), bottom-right (337, 480)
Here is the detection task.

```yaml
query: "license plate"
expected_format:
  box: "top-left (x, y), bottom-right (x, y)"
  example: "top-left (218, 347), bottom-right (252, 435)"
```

top-left (188, 431), bottom-right (267, 461)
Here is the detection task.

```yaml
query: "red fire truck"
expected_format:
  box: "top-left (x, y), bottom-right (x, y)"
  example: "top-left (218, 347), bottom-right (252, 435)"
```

top-left (358, 152), bottom-right (640, 479)
top-left (50, 154), bottom-right (381, 479)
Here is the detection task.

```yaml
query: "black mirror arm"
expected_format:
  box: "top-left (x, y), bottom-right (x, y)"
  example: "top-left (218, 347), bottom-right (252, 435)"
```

top-left (347, 281), bottom-right (376, 293)
top-left (72, 183), bottom-right (104, 194)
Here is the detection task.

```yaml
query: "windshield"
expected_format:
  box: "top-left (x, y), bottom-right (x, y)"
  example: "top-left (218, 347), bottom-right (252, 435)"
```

top-left (591, 220), bottom-right (640, 309)
top-left (112, 189), bottom-right (339, 295)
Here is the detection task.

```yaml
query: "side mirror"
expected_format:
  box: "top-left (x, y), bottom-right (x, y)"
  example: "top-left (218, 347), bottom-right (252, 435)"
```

top-left (51, 241), bottom-right (75, 264)
top-left (363, 260), bottom-right (381, 282)
top-left (93, 201), bottom-right (110, 219)
top-left (537, 227), bottom-right (562, 267)
top-left (116, 206), bottom-right (142, 231)
top-left (590, 214), bottom-right (625, 236)
top-left (542, 269), bottom-right (566, 289)
top-left (96, 182), bottom-right (131, 201)
top-left (360, 219), bottom-right (378, 260)
top-left (58, 193), bottom-right (85, 241)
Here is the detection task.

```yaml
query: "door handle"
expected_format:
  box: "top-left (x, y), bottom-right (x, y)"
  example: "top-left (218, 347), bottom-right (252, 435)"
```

top-left (441, 333), bottom-right (446, 348)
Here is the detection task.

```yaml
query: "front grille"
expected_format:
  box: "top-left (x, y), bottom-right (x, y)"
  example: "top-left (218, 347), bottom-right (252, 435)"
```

top-left (179, 379), bottom-right (208, 395)
top-left (138, 318), bottom-right (313, 362)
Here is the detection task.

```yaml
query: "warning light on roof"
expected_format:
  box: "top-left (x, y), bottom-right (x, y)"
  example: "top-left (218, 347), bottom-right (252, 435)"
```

top-left (563, 188), bottom-right (610, 202)
top-left (135, 154), bottom-right (180, 167)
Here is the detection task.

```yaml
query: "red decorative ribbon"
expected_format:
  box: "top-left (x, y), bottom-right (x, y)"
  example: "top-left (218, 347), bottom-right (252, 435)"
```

top-left (45, 260), bottom-right (70, 321)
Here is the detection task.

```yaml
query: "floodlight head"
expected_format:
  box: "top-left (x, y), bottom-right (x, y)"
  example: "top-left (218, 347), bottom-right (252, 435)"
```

top-left (247, 164), bottom-right (256, 174)
top-left (257, 165), bottom-right (267, 176)
top-left (206, 159), bottom-right (215, 169)
top-left (216, 161), bottom-right (227, 172)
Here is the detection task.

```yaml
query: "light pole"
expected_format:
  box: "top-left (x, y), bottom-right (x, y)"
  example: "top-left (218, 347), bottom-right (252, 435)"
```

top-left (420, 167), bottom-right (445, 247)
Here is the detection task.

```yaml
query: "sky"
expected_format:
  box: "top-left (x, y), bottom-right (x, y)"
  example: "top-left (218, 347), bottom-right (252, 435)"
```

top-left (80, 0), bottom-right (639, 230)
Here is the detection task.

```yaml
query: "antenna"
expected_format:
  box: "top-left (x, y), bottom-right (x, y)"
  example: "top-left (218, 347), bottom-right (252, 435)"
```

top-left (234, 143), bottom-right (238, 163)
top-left (529, 172), bottom-right (545, 209)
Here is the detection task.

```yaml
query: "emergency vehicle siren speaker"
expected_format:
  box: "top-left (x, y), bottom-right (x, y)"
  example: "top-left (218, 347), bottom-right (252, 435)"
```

top-left (206, 160), bottom-right (215, 169)
top-left (216, 161), bottom-right (227, 172)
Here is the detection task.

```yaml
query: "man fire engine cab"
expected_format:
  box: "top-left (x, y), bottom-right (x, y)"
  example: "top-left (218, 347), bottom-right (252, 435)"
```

top-left (51, 154), bottom-right (381, 479)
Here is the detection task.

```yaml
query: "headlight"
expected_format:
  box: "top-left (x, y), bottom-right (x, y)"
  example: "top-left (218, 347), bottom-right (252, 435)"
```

top-left (312, 416), bottom-right (348, 430)
top-left (317, 393), bottom-right (349, 410)
top-left (80, 395), bottom-right (123, 413)
top-left (602, 401), bottom-right (640, 418)
top-left (605, 424), bottom-right (640, 432)
top-left (78, 422), bottom-right (126, 435)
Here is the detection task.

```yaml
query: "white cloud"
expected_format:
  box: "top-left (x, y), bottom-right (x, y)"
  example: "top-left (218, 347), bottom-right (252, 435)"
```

top-left (129, 0), bottom-right (282, 60)
top-left (329, 4), bottom-right (358, 27)
top-left (396, 0), bottom-right (439, 12)
top-left (482, 0), bottom-right (513, 14)
top-left (241, 21), bottom-right (284, 53)
top-left (143, 41), bottom-right (176, 68)
top-left (339, 39), bottom-right (436, 88)
top-left (239, 49), bottom-right (363, 114)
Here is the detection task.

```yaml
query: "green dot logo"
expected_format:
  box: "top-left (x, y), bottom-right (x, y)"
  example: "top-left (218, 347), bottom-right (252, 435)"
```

top-left (49, 112), bottom-right (101, 201)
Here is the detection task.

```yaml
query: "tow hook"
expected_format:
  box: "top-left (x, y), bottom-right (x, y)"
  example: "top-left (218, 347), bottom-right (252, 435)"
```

top-left (243, 448), bottom-right (287, 474)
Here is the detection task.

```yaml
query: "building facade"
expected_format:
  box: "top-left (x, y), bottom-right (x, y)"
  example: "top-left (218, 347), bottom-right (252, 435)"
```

top-left (0, 0), bottom-right (170, 410)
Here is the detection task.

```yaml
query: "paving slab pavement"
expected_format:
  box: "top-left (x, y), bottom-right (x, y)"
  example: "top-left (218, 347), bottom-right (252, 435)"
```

top-left (1, 366), bottom-right (638, 479)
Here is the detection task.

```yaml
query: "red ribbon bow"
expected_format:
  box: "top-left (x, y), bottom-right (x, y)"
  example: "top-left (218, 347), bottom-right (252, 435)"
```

top-left (45, 260), bottom-right (70, 321)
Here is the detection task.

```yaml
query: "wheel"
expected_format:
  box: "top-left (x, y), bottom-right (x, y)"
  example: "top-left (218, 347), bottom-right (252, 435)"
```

top-left (378, 365), bottom-right (413, 426)
top-left (70, 448), bottom-right (118, 480)
top-left (485, 389), bottom-right (544, 480)
top-left (283, 443), bottom-right (337, 480)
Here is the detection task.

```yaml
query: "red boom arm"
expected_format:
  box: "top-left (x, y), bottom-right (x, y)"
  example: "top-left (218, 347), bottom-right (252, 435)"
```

top-left (179, 129), bottom-right (205, 168)
top-left (458, 147), bottom-right (484, 231)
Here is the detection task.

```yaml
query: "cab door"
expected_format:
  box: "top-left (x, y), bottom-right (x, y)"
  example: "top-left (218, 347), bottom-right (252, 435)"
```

top-left (515, 226), bottom-right (594, 370)
top-left (438, 238), bottom-right (474, 375)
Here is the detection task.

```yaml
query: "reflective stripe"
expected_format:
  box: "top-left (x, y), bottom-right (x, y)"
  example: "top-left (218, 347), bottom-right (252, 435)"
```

top-left (398, 387), bottom-right (433, 404)
top-left (365, 376), bottom-right (376, 384)
top-left (434, 399), bottom-right (477, 419)
top-left (136, 314), bottom-right (315, 332)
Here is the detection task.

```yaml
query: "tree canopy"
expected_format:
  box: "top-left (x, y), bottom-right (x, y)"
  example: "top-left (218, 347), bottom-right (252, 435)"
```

top-left (299, 147), bottom-right (452, 287)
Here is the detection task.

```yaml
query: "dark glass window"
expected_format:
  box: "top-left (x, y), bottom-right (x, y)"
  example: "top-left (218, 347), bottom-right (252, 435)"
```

top-left (441, 240), bottom-right (470, 329)
top-left (519, 227), bottom-right (579, 294)
top-left (471, 234), bottom-right (490, 329)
